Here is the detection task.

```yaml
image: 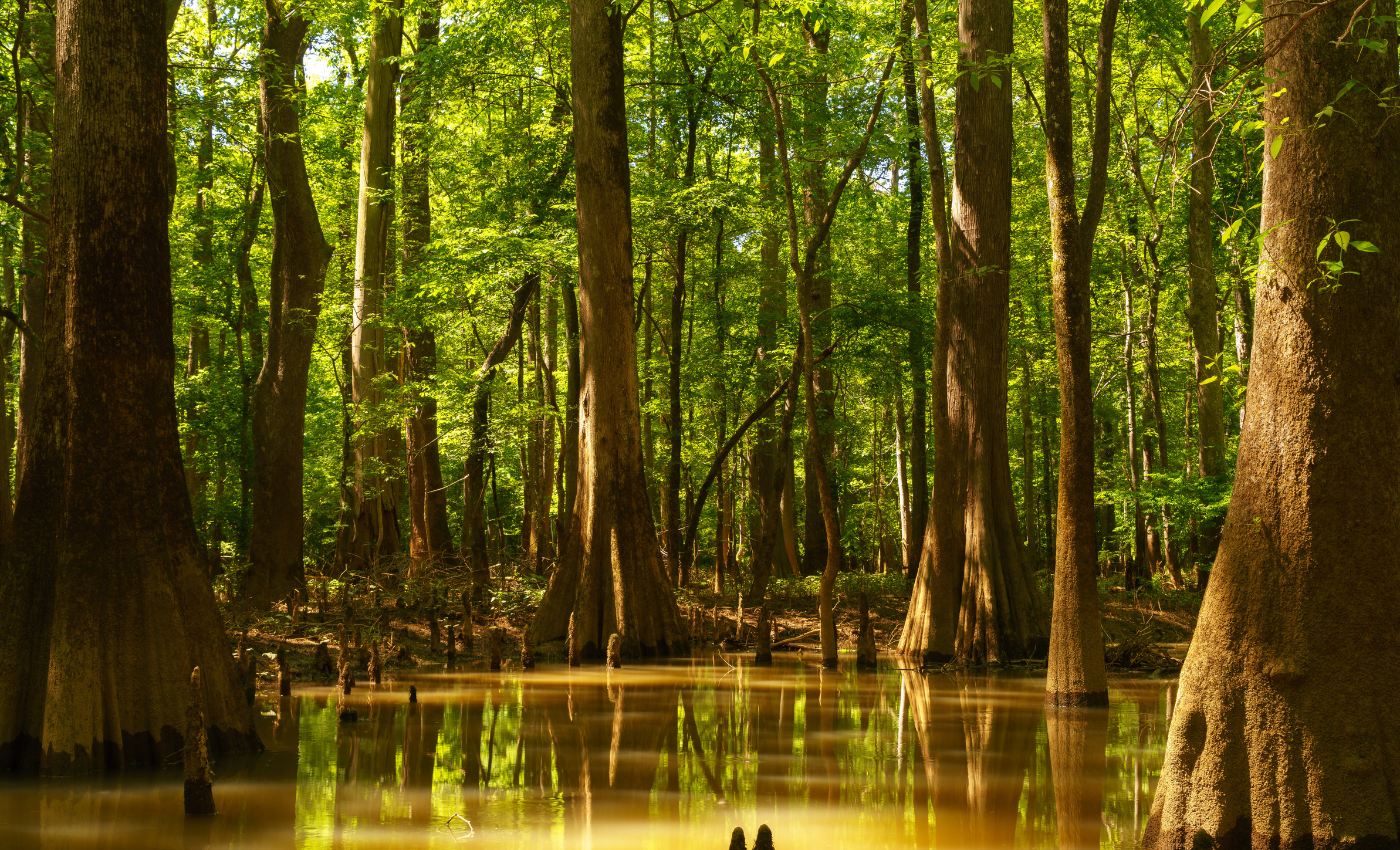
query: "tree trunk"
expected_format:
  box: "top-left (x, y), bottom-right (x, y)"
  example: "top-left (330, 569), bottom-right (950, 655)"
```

top-left (1042, 0), bottom-right (1118, 705)
top-left (400, 1), bottom-right (452, 565)
top-left (900, 0), bottom-right (928, 578)
top-left (903, 0), bottom-right (1047, 665)
top-left (247, 0), bottom-right (334, 607)
top-left (0, 0), bottom-right (257, 771)
top-left (15, 3), bottom-right (54, 488)
top-left (348, 0), bottom-right (405, 568)
top-left (800, 19), bottom-right (834, 579)
top-left (529, 0), bottom-right (688, 659)
top-left (1146, 2), bottom-right (1400, 843)
top-left (1020, 354), bottom-right (1037, 568)
top-left (1185, 10), bottom-right (1226, 569)
top-left (750, 97), bottom-right (790, 582)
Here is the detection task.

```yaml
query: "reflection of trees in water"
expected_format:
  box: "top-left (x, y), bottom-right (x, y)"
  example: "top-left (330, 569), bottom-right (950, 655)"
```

top-left (901, 671), bottom-right (1041, 847)
top-left (1047, 706), bottom-right (1109, 850)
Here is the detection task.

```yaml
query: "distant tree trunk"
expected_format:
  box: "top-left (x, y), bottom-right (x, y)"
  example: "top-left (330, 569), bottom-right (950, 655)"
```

top-left (1122, 272), bottom-right (1149, 591)
top-left (1020, 354), bottom-right (1038, 568)
top-left (15, 4), bottom-right (54, 487)
top-left (750, 99), bottom-right (791, 581)
top-left (900, 0), bottom-right (928, 577)
top-left (233, 162), bottom-right (265, 556)
top-left (799, 20), bottom-right (836, 580)
top-left (461, 276), bottom-right (535, 597)
top-left (1042, 0), bottom-right (1118, 706)
top-left (348, 0), bottom-right (405, 568)
top-left (400, 1), bottom-right (452, 565)
top-left (529, 0), bottom-right (688, 659)
top-left (1145, 2), bottom-right (1400, 842)
top-left (557, 274), bottom-right (580, 549)
top-left (893, 388), bottom-right (914, 571)
top-left (1185, 10), bottom-right (1226, 561)
top-left (902, 0), bottom-right (1047, 665)
top-left (0, 0), bottom-right (257, 771)
top-left (247, 0), bottom-right (334, 607)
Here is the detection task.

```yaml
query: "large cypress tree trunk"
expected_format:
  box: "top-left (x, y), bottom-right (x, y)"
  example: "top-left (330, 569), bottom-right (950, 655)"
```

top-left (348, 0), bottom-right (405, 568)
top-left (1145, 3), bottom-right (1400, 845)
top-left (529, 0), bottom-right (687, 659)
top-left (1042, 0), bottom-right (1118, 706)
top-left (247, 0), bottom-right (333, 607)
top-left (399, 2), bottom-right (452, 565)
top-left (0, 0), bottom-right (257, 771)
top-left (902, 0), bottom-right (1047, 665)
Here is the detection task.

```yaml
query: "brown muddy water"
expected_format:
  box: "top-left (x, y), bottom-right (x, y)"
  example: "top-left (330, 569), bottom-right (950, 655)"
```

top-left (0, 654), bottom-right (1174, 849)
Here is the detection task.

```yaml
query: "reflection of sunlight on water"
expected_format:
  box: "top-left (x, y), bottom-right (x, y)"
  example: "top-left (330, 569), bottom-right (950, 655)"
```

top-left (0, 655), bottom-right (1172, 849)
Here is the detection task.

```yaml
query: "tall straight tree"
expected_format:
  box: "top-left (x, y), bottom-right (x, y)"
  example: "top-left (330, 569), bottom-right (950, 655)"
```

top-left (247, 0), bottom-right (334, 607)
top-left (400, 1), bottom-right (453, 564)
top-left (0, 0), bottom-right (256, 771)
top-left (349, 0), bottom-right (405, 568)
top-left (1041, 0), bottom-right (1119, 708)
top-left (901, 0), bottom-right (1046, 664)
top-left (1145, 1), bottom-right (1400, 844)
top-left (899, 0), bottom-right (928, 578)
top-left (529, 0), bottom-right (688, 658)
top-left (1184, 8), bottom-right (1225, 553)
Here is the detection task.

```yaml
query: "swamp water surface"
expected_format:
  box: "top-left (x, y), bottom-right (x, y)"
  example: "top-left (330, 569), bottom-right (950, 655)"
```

top-left (0, 655), bottom-right (1173, 849)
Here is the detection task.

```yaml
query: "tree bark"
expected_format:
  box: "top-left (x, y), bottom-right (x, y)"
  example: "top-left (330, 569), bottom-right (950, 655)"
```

top-left (903, 0), bottom-right (1047, 665)
top-left (1042, 0), bottom-right (1118, 706)
top-left (0, 0), bottom-right (257, 771)
top-left (1185, 10), bottom-right (1226, 568)
top-left (400, 1), bottom-right (452, 565)
top-left (348, 0), bottom-right (405, 568)
top-left (900, 0), bottom-right (928, 578)
top-left (247, 0), bottom-right (334, 607)
top-left (1145, 3), bottom-right (1400, 845)
top-left (529, 0), bottom-right (688, 658)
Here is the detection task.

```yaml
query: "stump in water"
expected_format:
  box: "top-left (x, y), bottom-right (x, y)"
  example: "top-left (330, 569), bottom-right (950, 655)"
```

top-left (409, 685), bottom-right (418, 704)
top-left (446, 624), bottom-right (456, 663)
top-left (276, 647), bottom-right (291, 697)
top-left (729, 826), bottom-right (746, 850)
top-left (337, 647), bottom-right (355, 695)
top-left (489, 628), bottom-right (502, 671)
top-left (754, 824), bottom-right (774, 850)
top-left (368, 641), bottom-right (382, 684)
top-left (184, 667), bottom-right (215, 816)
top-left (856, 592), bottom-right (877, 670)
top-left (428, 606), bottom-right (441, 654)
top-left (521, 631), bottom-right (535, 669)
top-left (606, 633), bottom-right (621, 669)
top-left (312, 642), bottom-right (335, 679)
top-left (755, 607), bottom-right (773, 666)
top-left (461, 590), bottom-right (474, 654)
top-left (567, 613), bottom-right (580, 667)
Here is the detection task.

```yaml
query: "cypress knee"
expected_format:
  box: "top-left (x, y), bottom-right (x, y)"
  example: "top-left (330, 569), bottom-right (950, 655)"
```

top-left (184, 667), bottom-right (215, 816)
top-left (446, 624), bottom-right (456, 663)
top-left (856, 593), bottom-right (877, 670)
top-left (606, 633), bottom-right (621, 669)
top-left (276, 647), bottom-right (291, 697)
top-left (567, 612), bottom-right (579, 667)
top-left (521, 632), bottom-right (535, 669)
top-left (489, 628), bottom-right (502, 672)
top-left (755, 607), bottom-right (773, 666)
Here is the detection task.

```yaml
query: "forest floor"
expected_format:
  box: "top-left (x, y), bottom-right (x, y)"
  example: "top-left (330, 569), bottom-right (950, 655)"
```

top-left (225, 567), bottom-right (1198, 687)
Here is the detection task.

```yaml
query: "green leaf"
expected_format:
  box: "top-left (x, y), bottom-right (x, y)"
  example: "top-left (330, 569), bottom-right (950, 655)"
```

top-left (1317, 235), bottom-right (1332, 260)
top-left (1199, 375), bottom-right (1219, 386)
top-left (989, 74), bottom-right (1002, 89)
top-left (1199, 0), bottom-right (1227, 25)
top-left (1234, 0), bottom-right (1257, 30)
top-left (970, 71), bottom-right (980, 92)
top-left (1335, 230), bottom-right (1350, 251)
top-left (768, 52), bottom-right (784, 67)
top-left (1221, 218), bottom-right (1244, 245)
top-left (1270, 135), bottom-right (1283, 159)
top-left (1352, 240), bottom-right (1380, 252)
